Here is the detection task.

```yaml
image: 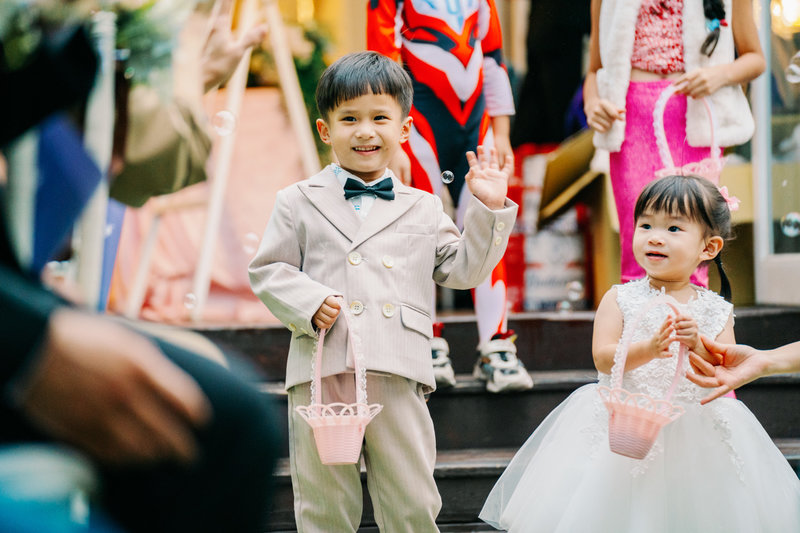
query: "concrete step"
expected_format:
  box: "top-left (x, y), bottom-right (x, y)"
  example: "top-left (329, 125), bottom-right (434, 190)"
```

top-left (264, 442), bottom-right (800, 532)
top-left (199, 306), bottom-right (800, 380)
top-left (260, 370), bottom-right (800, 456)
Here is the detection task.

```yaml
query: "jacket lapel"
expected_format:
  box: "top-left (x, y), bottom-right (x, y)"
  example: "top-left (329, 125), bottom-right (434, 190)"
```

top-left (299, 167), bottom-right (360, 242)
top-left (351, 177), bottom-right (421, 249)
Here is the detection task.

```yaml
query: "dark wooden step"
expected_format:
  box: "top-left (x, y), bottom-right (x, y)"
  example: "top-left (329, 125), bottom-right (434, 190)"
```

top-left (259, 370), bottom-right (800, 456)
top-left (198, 306), bottom-right (800, 380)
top-left (264, 442), bottom-right (800, 532)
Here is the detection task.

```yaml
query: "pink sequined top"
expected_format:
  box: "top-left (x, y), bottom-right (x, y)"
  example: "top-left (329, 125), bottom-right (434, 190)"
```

top-left (630, 0), bottom-right (684, 75)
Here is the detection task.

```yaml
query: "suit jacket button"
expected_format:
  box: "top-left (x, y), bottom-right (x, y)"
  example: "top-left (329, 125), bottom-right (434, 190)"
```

top-left (350, 300), bottom-right (365, 315)
top-left (494, 236), bottom-right (503, 246)
top-left (382, 255), bottom-right (394, 268)
top-left (382, 303), bottom-right (395, 317)
top-left (288, 323), bottom-right (297, 332)
top-left (348, 251), bottom-right (363, 265)
top-left (495, 221), bottom-right (506, 232)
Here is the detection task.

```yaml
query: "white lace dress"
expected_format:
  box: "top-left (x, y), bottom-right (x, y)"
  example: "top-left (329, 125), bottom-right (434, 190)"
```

top-left (480, 278), bottom-right (800, 532)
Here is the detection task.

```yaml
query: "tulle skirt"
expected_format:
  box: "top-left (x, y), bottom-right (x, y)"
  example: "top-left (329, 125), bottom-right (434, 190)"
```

top-left (480, 385), bottom-right (800, 532)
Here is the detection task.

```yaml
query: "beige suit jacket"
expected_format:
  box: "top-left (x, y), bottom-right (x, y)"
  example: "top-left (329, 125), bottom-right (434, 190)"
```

top-left (249, 165), bottom-right (518, 391)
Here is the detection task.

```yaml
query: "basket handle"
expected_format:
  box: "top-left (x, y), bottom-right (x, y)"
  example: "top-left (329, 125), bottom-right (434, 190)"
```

top-left (653, 84), bottom-right (721, 172)
top-left (311, 296), bottom-right (369, 407)
top-left (610, 292), bottom-right (688, 404)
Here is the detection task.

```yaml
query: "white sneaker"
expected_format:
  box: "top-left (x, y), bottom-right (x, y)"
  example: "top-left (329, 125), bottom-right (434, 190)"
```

top-left (431, 336), bottom-right (456, 388)
top-left (473, 334), bottom-right (533, 393)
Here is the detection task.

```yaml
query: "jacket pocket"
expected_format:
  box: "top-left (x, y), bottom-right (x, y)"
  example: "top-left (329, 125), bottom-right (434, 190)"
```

top-left (400, 304), bottom-right (433, 339)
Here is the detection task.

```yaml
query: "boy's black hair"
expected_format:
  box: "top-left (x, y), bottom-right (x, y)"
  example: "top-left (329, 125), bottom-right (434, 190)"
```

top-left (315, 51), bottom-right (413, 120)
top-left (634, 174), bottom-right (734, 301)
top-left (701, 0), bottom-right (726, 56)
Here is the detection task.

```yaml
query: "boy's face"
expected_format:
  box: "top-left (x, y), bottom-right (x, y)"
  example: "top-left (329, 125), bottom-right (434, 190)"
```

top-left (316, 91), bottom-right (412, 183)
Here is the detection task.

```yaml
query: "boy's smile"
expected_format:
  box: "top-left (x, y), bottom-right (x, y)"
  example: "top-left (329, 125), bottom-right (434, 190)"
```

top-left (316, 91), bottom-right (412, 183)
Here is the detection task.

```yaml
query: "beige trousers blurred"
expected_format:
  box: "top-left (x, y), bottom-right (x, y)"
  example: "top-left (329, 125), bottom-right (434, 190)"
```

top-left (287, 373), bottom-right (441, 532)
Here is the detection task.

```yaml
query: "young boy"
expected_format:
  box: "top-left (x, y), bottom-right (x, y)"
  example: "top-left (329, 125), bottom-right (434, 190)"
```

top-left (249, 51), bottom-right (517, 532)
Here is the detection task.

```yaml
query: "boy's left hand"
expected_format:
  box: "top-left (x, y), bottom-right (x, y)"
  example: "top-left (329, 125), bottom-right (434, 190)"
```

top-left (465, 145), bottom-right (512, 211)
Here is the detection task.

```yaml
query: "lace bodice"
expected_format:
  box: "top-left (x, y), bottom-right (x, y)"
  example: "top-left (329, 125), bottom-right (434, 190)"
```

top-left (630, 0), bottom-right (684, 75)
top-left (597, 278), bottom-right (733, 406)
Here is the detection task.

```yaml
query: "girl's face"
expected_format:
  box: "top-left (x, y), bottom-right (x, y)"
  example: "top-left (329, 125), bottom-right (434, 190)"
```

top-left (632, 208), bottom-right (717, 284)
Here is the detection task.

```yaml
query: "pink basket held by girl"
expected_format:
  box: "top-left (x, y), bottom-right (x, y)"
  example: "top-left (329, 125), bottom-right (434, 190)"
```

top-left (598, 293), bottom-right (687, 459)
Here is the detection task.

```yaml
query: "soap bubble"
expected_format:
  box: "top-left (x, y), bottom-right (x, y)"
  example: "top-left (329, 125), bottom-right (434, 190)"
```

top-left (566, 280), bottom-right (584, 302)
top-left (243, 232), bottom-right (260, 254)
top-left (212, 110), bottom-right (237, 136)
top-left (780, 212), bottom-right (800, 238)
top-left (183, 293), bottom-right (197, 310)
top-left (441, 170), bottom-right (455, 184)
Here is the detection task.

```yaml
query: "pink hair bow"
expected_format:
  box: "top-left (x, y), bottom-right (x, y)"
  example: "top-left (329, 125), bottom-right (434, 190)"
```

top-left (718, 186), bottom-right (740, 212)
top-left (653, 156), bottom-right (726, 184)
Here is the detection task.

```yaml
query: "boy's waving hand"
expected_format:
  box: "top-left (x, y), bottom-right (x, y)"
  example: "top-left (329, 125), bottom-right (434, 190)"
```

top-left (465, 145), bottom-right (512, 210)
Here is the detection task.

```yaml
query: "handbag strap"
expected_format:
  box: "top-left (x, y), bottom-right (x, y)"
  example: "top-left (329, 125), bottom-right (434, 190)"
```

top-left (610, 293), bottom-right (687, 404)
top-left (311, 296), bottom-right (369, 407)
top-left (653, 84), bottom-right (721, 172)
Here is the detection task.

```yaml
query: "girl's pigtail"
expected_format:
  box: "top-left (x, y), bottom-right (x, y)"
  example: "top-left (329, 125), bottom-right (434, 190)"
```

top-left (714, 255), bottom-right (732, 302)
top-left (701, 0), bottom-right (726, 56)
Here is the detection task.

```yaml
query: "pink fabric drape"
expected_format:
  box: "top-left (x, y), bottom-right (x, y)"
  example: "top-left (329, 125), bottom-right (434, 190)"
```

top-left (109, 88), bottom-right (305, 325)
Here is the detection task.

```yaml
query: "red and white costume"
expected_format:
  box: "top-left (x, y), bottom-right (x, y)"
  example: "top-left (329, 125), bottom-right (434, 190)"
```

top-left (368, 0), bottom-right (515, 343)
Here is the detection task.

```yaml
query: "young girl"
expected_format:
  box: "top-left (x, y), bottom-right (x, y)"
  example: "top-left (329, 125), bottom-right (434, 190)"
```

top-left (584, 0), bottom-right (765, 287)
top-left (480, 175), bottom-right (800, 532)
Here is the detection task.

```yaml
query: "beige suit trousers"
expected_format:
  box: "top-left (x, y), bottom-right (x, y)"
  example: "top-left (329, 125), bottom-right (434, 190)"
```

top-left (288, 373), bottom-right (441, 532)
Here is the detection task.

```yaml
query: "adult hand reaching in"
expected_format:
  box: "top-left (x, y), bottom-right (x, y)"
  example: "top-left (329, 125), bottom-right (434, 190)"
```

top-left (18, 309), bottom-right (212, 465)
top-left (686, 335), bottom-right (766, 404)
top-left (202, 0), bottom-right (269, 92)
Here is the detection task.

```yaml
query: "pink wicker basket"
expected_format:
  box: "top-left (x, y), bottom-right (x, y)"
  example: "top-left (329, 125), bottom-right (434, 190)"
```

top-left (295, 298), bottom-right (382, 465)
top-left (597, 294), bottom-right (687, 459)
top-left (653, 84), bottom-right (724, 183)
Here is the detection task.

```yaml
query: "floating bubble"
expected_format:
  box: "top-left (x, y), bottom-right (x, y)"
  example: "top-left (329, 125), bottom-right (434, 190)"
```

top-left (212, 110), bottom-right (237, 136)
top-left (566, 280), bottom-right (584, 302)
top-left (786, 51), bottom-right (800, 84)
top-left (183, 293), bottom-right (197, 310)
top-left (441, 170), bottom-right (455, 184)
top-left (556, 300), bottom-right (572, 313)
top-left (780, 212), bottom-right (800, 238)
top-left (243, 232), bottom-right (260, 255)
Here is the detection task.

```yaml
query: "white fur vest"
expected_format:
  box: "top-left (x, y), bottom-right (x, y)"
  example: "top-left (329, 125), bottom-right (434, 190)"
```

top-left (593, 0), bottom-right (754, 152)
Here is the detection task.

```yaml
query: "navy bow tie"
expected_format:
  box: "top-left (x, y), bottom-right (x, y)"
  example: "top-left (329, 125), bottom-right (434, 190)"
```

top-left (343, 177), bottom-right (395, 201)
